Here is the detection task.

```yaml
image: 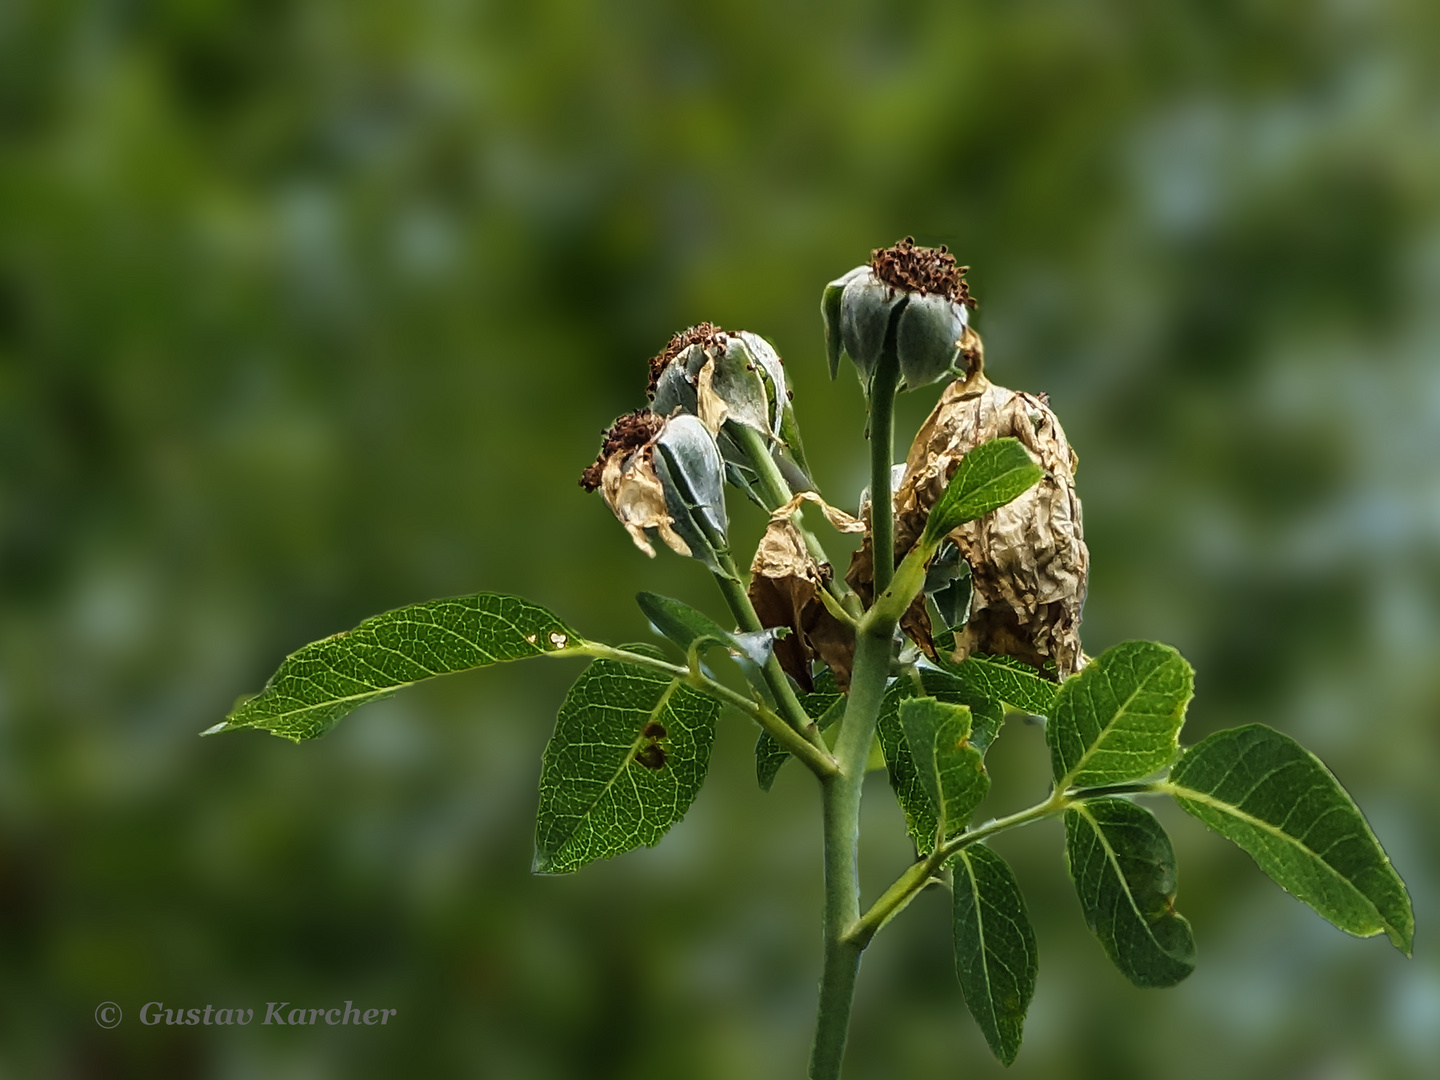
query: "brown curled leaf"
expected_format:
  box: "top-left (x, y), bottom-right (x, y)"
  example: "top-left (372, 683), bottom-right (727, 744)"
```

top-left (749, 521), bottom-right (856, 692)
top-left (896, 370), bottom-right (1088, 677)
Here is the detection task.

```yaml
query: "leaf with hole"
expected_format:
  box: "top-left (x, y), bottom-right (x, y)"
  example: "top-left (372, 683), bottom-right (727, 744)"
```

top-left (1167, 724), bottom-right (1412, 953)
top-left (533, 647), bottom-right (719, 874)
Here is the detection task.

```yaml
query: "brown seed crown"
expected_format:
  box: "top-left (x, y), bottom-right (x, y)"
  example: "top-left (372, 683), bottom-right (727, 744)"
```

top-left (869, 237), bottom-right (976, 308)
top-left (579, 408), bottom-right (664, 491)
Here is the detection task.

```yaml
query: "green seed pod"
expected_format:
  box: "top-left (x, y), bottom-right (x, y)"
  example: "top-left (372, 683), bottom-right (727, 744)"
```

top-left (822, 238), bottom-right (979, 393)
top-left (649, 323), bottom-right (788, 445)
top-left (579, 410), bottom-right (729, 572)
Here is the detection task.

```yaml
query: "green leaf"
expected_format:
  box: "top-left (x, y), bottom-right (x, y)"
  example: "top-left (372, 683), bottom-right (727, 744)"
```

top-left (1047, 641), bottom-right (1194, 789)
top-left (1167, 724), bottom-right (1413, 954)
top-left (942, 654), bottom-right (1058, 717)
top-left (877, 671), bottom-right (1005, 853)
top-left (898, 697), bottom-right (988, 841)
top-left (1065, 798), bottom-right (1196, 988)
top-left (921, 438), bottom-right (1044, 547)
top-left (206, 594), bottom-right (581, 742)
top-left (533, 649), bottom-right (719, 874)
top-left (636, 591), bottom-right (736, 654)
top-left (953, 844), bottom-right (1038, 1066)
top-left (756, 669), bottom-right (842, 791)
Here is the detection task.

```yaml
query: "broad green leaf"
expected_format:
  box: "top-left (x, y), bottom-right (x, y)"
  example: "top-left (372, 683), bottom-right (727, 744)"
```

top-left (1065, 798), bottom-right (1195, 988)
top-left (942, 654), bottom-right (1058, 717)
top-left (898, 697), bottom-right (988, 841)
top-left (533, 648), bottom-right (719, 874)
top-left (1047, 641), bottom-right (1194, 789)
top-left (921, 438), bottom-right (1044, 546)
top-left (207, 594), bottom-right (581, 742)
top-left (756, 669), bottom-right (843, 791)
top-left (953, 844), bottom-right (1038, 1066)
top-left (1168, 724), bottom-right (1413, 954)
top-left (878, 671), bottom-right (1005, 853)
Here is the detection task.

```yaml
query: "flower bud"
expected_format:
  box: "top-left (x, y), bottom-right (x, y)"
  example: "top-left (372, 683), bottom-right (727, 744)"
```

top-left (822, 238), bottom-right (979, 392)
top-left (648, 323), bottom-right (788, 446)
top-left (580, 409), bottom-right (729, 571)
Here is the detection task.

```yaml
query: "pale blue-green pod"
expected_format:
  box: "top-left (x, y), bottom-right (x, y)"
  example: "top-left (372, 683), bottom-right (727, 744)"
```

top-left (651, 343), bottom-right (706, 418)
top-left (896, 290), bottom-right (968, 389)
top-left (838, 268), bottom-right (901, 385)
top-left (822, 265), bottom-right (868, 380)
top-left (651, 414), bottom-right (729, 572)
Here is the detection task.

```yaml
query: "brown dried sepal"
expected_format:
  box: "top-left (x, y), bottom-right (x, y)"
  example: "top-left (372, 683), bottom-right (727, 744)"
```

top-left (896, 373), bottom-right (1088, 677)
top-left (748, 521), bottom-right (856, 692)
top-left (870, 237), bottom-right (977, 309)
top-left (581, 410), bottom-right (691, 560)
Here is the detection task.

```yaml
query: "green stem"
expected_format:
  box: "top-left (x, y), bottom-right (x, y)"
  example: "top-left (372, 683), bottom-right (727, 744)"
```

top-left (809, 338), bottom-right (903, 1080)
top-left (867, 345), bottom-right (901, 598)
top-left (707, 553), bottom-right (828, 752)
top-left (846, 788), bottom-right (1070, 949)
top-left (728, 421), bottom-right (856, 611)
top-left (581, 642), bottom-right (838, 779)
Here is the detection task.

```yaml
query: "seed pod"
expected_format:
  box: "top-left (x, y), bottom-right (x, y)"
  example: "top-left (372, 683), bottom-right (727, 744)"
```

top-left (822, 237), bottom-right (979, 393)
top-left (580, 410), bottom-right (729, 572)
top-left (895, 370), bottom-right (1088, 677)
top-left (649, 324), bottom-right (788, 446)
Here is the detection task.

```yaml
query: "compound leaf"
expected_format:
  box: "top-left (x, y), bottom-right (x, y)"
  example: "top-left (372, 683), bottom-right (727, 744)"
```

top-left (922, 438), bottom-right (1044, 546)
top-left (207, 594), bottom-right (581, 742)
top-left (953, 844), bottom-right (1038, 1066)
top-left (533, 648), bottom-right (719, 874)
top-left (1048, 641), bottom-right (1193, 789)
top-left (1065, 797), bottom-right (1195, 988)
top-left (898, 697), bottom-right (988, 841)
top-left (1168, 724), bottom-right (1412, 954)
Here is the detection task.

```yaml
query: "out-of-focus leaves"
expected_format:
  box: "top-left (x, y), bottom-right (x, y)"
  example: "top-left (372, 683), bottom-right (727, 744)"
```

top-left (533, 649), bottom-right (719, 874)
top-left (208, 595), bottom-right (581, 742)
top-left (1169, 725), bottom-right (1413, 954)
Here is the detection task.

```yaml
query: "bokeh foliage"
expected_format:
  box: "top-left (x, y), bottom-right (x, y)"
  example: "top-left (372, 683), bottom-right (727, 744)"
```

top-left (1, 0), bottom-right (1437, 1076)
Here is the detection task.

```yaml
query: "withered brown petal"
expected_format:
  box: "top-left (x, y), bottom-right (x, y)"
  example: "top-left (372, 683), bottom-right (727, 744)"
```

top-left (749, 521), bottom-right (856, 693)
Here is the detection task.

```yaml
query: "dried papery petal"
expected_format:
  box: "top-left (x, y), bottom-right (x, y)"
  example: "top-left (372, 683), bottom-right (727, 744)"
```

top-left (748, 520), bottom-right (855, 692)
top-left (599, 449), bottom-right (691, 560)
top-left (895, 372), bottom-right (1087, 677)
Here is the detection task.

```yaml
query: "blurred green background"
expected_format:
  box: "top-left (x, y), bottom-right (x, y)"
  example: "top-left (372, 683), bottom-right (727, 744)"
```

top-left (2, 0), bottom-right (1437, 1076)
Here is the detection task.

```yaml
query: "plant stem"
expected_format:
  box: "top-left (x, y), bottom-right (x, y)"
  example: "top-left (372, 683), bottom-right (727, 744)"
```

top-left (728, 421), bottom-right (856, 611)
top-left (867, 347), bottom-right (901, 598)
top-left (582, 642), bottom-right (838, 779)
top-left (847, 788), bottom-right (1070, 948)
top-left (707, 552), bottom-right (830, 754)
top-left (810, 342), bottom-right (903, 1080)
